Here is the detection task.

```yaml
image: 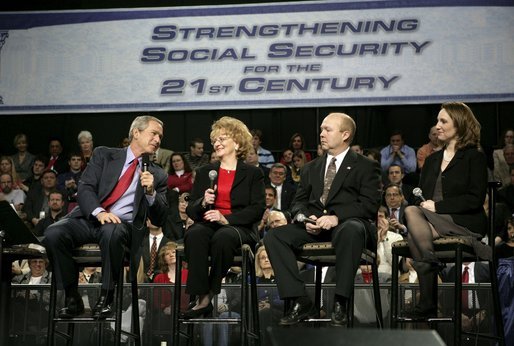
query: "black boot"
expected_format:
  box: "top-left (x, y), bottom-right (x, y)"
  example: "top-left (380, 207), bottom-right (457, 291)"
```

top-left (407, 262), bottom-right (438, 319)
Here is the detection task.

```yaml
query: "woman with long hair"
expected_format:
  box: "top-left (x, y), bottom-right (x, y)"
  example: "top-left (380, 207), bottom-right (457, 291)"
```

top-left (182, 116), bottom-right (265, 318)
top-left (11, 133), bottom-right (35, 182)
top-left (289, 133), bottom-right (312, 161)
top-left (404, 102), bottom-right (488, 317)
top-left (167, 153), bottom-right (193, 193)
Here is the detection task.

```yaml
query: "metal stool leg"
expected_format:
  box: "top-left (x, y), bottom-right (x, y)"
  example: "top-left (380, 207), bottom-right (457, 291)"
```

top-left (371, 256), bottom-right (383, 328)
top-left (390, 252), bottom-right (399, 329)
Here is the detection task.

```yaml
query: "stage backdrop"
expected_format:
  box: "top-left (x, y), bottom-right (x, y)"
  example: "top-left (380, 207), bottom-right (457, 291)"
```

top-left (0, 0), bottom-right (513, 114)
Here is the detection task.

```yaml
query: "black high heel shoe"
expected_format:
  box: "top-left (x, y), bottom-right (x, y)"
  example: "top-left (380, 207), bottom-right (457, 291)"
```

top-left (180, 302), bottom-right (214, 319)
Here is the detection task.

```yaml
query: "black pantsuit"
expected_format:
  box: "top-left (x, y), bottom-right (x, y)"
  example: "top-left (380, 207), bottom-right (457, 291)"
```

top-left (184, 223), bottom-right (254, 295)
top-left (185, 160), bottom-right (265, 296)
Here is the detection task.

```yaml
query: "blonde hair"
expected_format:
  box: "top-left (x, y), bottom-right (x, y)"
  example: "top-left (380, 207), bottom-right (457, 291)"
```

top-left (327, 113), bottom-right (356, 143)
top-left (211, 116), bottom-right (253, 160)
top-left (255, 246), bottom-right (274, 278)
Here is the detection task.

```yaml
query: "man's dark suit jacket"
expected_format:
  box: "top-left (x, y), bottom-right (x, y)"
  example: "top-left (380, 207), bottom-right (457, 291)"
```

top-left (141, 233), bottom-right (170, 282)
top-left (279, 182), bottom-right (296, 212)
top-left (187, 160), bottom-right (265, 243)
top-left (420, 147), bottom-right (488, 236)
top-left (292, 149), bottom-right (382, 246)
top-left (67, 146), bottom-right (168, 276)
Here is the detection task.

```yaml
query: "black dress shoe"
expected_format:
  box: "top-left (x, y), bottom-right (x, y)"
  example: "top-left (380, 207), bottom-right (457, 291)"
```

top-left (92, 295), bottom-right (114, 319)
top-left (180, 303), bottom-right (213, 319)
top-left (279, 300), bottom-right (317, 326)
top-left (58, 294), bottom-right (85, 319)
top-left (330, 301), bottom-right (348, 327)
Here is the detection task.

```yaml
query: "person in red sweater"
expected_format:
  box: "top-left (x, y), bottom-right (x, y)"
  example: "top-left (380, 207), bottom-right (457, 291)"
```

top-left (167, 153), bottom-right (193, 193)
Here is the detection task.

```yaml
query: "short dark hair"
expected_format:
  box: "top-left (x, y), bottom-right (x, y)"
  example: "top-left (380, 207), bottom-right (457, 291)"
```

top-left (265, 185), bottom-right (277, 198)
top-left (388, 164), bottom-right (404, 174)
top-left (189, 138), bottom-right (204, 148)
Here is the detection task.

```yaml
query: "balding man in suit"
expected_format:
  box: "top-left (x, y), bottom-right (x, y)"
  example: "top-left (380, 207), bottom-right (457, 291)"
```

top-left (43, 115), bottom-right (168, 319)
top-left (264, 113), bottom-right (381, 326)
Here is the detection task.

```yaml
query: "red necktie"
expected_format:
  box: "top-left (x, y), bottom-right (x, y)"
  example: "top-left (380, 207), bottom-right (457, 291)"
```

top-left (47, 156), bottom-right (57, 170)
top-left (390, 208), bottom-right (398, 220)
top-left (462, 266), bottom-right (469, 309)
top-left (101, 159), bottom-right (138, 211)
top-left (147, 236), bottom-right (157, 278)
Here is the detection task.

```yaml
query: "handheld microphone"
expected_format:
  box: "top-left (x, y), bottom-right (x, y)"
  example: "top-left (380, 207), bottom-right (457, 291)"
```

top-left (296, 213), bottom-right (316, 225)
top-left (413, 187), bottom-right (426, 202)
top-left (142, 154), bottom-right (150, 194)
top-left (208, 170), bottom-right (218, 210)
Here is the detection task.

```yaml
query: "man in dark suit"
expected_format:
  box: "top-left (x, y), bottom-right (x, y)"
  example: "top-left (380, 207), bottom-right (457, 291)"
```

top-left (269, 163), bottom-right (296, 212)
top-left (383, 183), bottom-right (408, 237)
top-left (264, 113), bottom-right (381, 326)
top-left (140, 219), bottom-right (170, 282)
top-left (441, 262), bottom-right (491, 346)
top-left (43, 115), bottom-right (168, 319)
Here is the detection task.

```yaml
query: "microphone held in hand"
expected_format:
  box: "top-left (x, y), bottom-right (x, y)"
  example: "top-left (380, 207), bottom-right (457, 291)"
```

top-left (207, 170), bottom-right (218, 210)
top-left (296, 213), bottom-right (316, 225)
top-left (413, 187), bottom-right (426, 202)
top-left (142, 154), bottom-right (150, 194)
top-left (208, 170), bottom-right (218, 190)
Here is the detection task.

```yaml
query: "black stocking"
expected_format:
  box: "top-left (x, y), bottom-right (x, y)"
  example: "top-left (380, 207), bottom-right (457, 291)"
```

top-left (405, 206), bottom-right (439, 310)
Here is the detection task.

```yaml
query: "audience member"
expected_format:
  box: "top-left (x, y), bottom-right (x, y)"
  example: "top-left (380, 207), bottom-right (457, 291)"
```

top-left (33, 190), bottom-right (67, 237)
top-left (496, 218), bottom-right (514, 259)
top-left (493, 144), bottom-right (514, 187)
top-left (497, 166), bottom-right (514, 213)
top-left (251, 129), bottom-right (275, 168)
top-left (383, 183), bottom-right (408, 237)
top-left (245, 146), bottom-right (270, 183)
top-left (254, 246), bottom-right (283, 331)
top-left (386, 164), bottom-right (415, 205)
top-left (376, 206), bottom-right (404, 277)
top-left (57, 153), bottom-right (83, 202)
top-left (291, 150), bottom-right (307, 184)
top-left (119, 137), bottom-right (130, 148)
top-left (23, 156), bottom-right (47, 191)
top-left (153, 146), bottom-right (174, 173)
top-left (289, 133), bottom-right (312, 161)
top-left (152, 241), bottom-right (189, 345)
top-left (417, 126), bottom-right (443, 170)
top-left (78, 266), bottom-right (102, 313)
top-left (441, 262), bottom-right (490, 336)
top-left (278, 148), bottom-right (294, 184)
top-left (166, 192), bottom-right (194, 241)
top-left (209, 151), bottom-right (218, 164)
top-left (492, 128), bottom-right (513, 185)
top-left (267, 210), bottom-right (288, 229)
top-left (167, 153), bottom-right (193, 193)
top-left (184, 137), bottom-right (209, 171)
top-left (11, 258), bottom-right (52, 341)
top-left (351, 144), bottom-right (364, 155)
top-left (268, 163), bottom-right (296, 212)
top-left (11, 133), bottom-right (35, 181)
top-left (23, 169), bottom-right (66, 228)
top-left (141, 219), bottom-right (171, 283)
top-left (0, 155), bottom-right (27, 192)
top-left (77, 130), bottom-right (94, 170)
top-left (182, 116), bottom-right (265, 319)
top-left (258, 185), bottom-right (278, 236)
top-left (380, 130), bottom-right (417, 174)
top-left (46, 138), bottom-right (69, 174)
top-left (0, 173), bottom-right (26, 212)
top-left (264, 112), bottom-right (381, 327)
top-left (364, 148), bottom-right (381, 164)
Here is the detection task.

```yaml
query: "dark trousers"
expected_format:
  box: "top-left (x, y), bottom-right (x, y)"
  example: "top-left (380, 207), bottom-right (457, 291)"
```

top-left (263, 218), bottom-right (368, 299)
top-left (184, 222), bottom-right (254, 295)
top-left (42, 217), bottom-right (131, 291)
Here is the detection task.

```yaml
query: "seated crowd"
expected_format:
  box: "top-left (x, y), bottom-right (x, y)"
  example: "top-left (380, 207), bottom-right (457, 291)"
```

top-left (1, 117), bottom-right (513, 346)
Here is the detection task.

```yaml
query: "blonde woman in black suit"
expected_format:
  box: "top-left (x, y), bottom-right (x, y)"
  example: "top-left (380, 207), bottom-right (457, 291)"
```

top-left (182, 116), bottom-right (265, 318)
top-left (404, 102), bottom-right (488, 318)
